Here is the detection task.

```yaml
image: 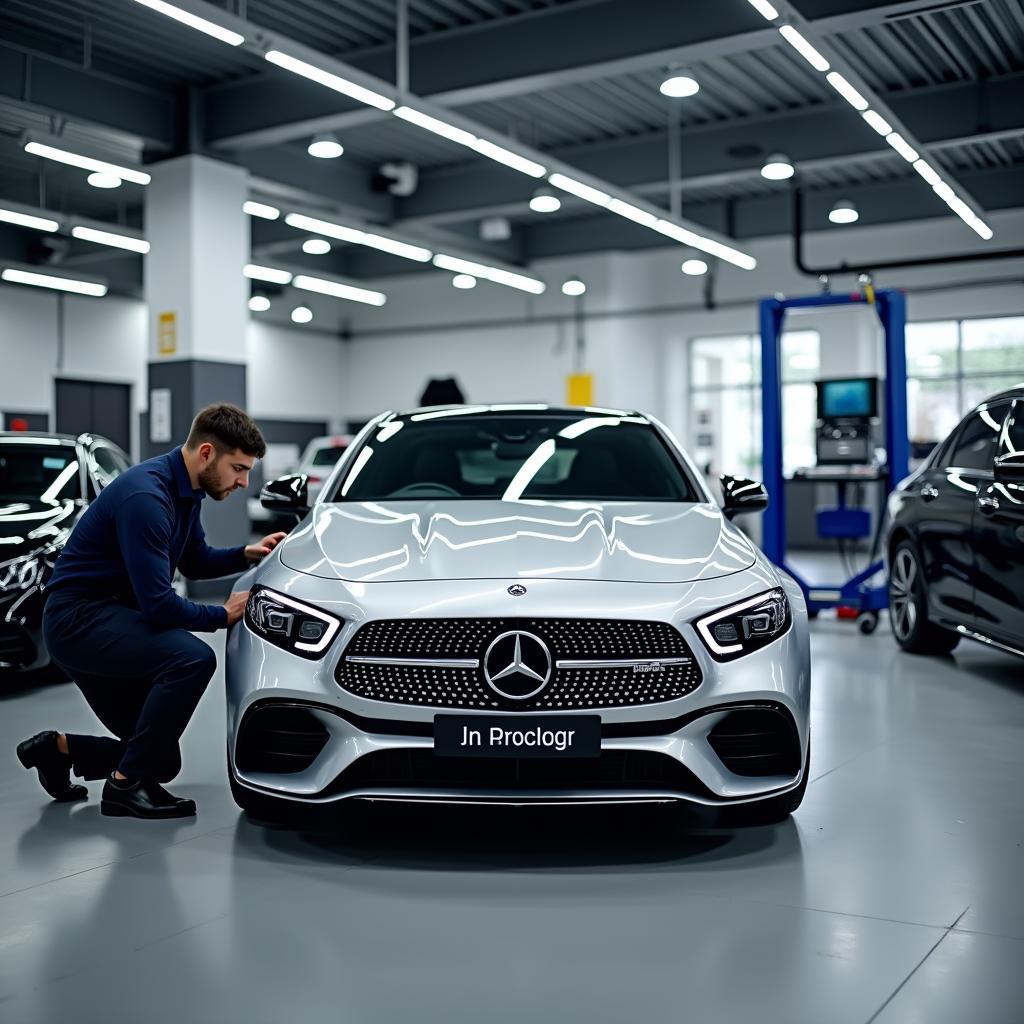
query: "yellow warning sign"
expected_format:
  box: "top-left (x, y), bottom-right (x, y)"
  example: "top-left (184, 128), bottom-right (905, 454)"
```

top-left (566, 373), bottom-right (594, 407)
top-left (157, 311), bottom-right (177, 355)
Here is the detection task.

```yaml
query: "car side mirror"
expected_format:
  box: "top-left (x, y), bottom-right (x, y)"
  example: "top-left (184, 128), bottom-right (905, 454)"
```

top-left (720, 474), bottom-right (770, 519)
top-left (260, 474), bottom-right (309, 518)
top-left (994, 455), bottom-right (1024, 484)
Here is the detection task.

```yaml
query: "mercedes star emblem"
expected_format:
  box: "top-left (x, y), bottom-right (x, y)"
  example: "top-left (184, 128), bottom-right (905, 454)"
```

top-left (507, 584), bottom-right (527, 597)
top-left (483, 630), bottom-right (552, 700)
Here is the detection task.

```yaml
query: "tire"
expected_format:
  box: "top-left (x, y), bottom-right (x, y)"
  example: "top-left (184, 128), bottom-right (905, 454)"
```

top-left (720, 736), bottom-right (810, 827)
top-left (888, 541), bottom-right (960, 655)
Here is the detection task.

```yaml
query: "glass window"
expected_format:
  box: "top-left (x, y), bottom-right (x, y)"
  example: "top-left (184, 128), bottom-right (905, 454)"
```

top-left (998, 401), bottom-right (1024, 460)
top-left (336, 414), bottom-right (699, 502)
top-left (906, 321), bottom-right (958, 378)
top-left (311, 446), bottom-right (347, 467)
top-left (946, 403), bottom-right (1009, 472)
top-left (92, 447), bottom-right (124, 488)
top-left (0, 444), bottom-right (81, 501)
top-left (691, 336), bottom-right (758, 388)
top-left (962, 317), bottom-right (1024, 375)
top-left (908, 378), bottom-right (961, 445)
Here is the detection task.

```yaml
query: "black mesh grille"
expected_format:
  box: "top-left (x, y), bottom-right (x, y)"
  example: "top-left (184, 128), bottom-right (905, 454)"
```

top-left (337, 618), bottom-right (702, 710)
top-left (707, 708), bottom-right (801, 777)
top-left (235, 705), bottom-right (330, 774)
top-left (332, 748), bottom-right (710, 795)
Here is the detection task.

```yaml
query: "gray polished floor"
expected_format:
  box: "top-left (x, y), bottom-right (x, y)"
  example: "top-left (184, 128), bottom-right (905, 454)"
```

top-left (2, 618), bottom-right (1023, 1024)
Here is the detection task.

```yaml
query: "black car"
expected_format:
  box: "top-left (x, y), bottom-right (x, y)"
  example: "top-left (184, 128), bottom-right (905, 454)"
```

top-left (886, 385), bottom-right (1024, 657)
top-left (0, 432), bottom-right (131, 674)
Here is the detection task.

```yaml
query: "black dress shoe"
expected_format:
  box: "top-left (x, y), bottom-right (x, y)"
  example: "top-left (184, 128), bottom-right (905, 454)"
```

top-left (100, 777), bottom-right (196, 819)
top-left (16, 731), bottom-right (87, 803)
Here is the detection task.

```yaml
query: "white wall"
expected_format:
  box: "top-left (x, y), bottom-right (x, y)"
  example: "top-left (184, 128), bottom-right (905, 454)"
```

top-left (3, 207), bottom-right (1023, 458)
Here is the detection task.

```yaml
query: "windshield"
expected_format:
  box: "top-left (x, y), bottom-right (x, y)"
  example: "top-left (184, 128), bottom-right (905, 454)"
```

top-left (310, 445), bottom-right (347, 467)
top-left (332, 413), bottom-right (698, 502)
top-left (0, 442), bottom-right (82, 501)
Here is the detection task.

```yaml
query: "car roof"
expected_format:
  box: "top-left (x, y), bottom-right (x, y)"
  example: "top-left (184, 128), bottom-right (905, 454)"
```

top-left (0, 431), bottom-right (122, 448)
top-left (392, 403), bottom-right (645, 420)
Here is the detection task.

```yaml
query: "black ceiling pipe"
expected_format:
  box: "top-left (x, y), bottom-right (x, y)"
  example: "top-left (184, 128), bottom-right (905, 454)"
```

top-left (791, 182), bottom-right (1024, 278)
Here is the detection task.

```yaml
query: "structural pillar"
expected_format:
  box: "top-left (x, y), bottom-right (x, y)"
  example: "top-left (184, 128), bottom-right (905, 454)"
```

top-left (144, 155), bottom-right (249, 552)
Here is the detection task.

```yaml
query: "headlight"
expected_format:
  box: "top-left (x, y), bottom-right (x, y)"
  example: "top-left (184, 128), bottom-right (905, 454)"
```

top-left (244, 587), bottom-right (342, 659)
top-left (694, 588), bottom-right (791, 662)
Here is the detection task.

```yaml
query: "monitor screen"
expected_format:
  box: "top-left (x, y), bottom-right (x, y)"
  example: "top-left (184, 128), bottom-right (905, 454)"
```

top-left (819, 378), bottom-right (876, 419)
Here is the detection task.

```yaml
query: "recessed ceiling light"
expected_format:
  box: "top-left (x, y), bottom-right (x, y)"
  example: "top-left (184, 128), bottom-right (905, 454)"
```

top-left (660, 74), bottom-right (699, 98)
top-left (681, 259), bottom-right (709, 276)
top-left (452, 274), bottom-right (477, 289)
top-left (829, 199), bottom-right (859, 225)
top-left (529, 188), bottom-right (561, 213)
top-left (302, 238), bottom-right (332, 255)
top-left (562, 279), bottom-right (586, 296)
top-left (761, 153), bottom-right (795, 180)
top-left (291, 305), bottom-right (313, 324)
top-left (307, 133), bottom-right (344, 159)
top-left (248, 295), bottom-right (271, 312)
top-left (87, 171), bottom-right (122, 189)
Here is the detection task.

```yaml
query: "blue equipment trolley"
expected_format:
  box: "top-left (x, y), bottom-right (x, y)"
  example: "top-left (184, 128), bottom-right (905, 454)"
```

top-left (758, 288), bottom-right (909, 633)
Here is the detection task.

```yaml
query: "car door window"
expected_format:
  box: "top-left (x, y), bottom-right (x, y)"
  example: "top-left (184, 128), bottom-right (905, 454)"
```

top-left (92, 447), bottom-right (124, 489)
top-left (946, 402), bottom-right (1009, 472)
top-left (997, 400), bottom-right (1024, 461)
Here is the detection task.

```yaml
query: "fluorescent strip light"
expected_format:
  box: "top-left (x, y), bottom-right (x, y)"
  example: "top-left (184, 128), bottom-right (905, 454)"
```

top-left (652, 220), bottom-right (703, 247)
top-left (24, 141), bottom-right (151, 186)
top-left (393, 106), bottom-right (476, 147)
top-left (933, 182), bottom-right (956, 202)
top-left (432, 254), bottom-right (545, 294)
top-left (433, 254), bottom-right (488, 277)
top-left (487, 268), bottom-right (546, 295)
top-left (826, 72), bottom-right (868, 111)
top-left (0, 208), bottom-right (59, 232)
top-left (129, 0), bottom-right (244, 46)
top-left (885, 132), bottom-right (919, 163)
top-left (696, 237), bottom-right (758, 271)
top-left (361, 233), bottom-right (432, 262)
top-left (243, 263), bottom-right (292, 284)
top-left (1, 267), bottom-right (107, 296)
top-left (778, 25), bottom-right (830, 72)
top-left (548, 173), bottom-right (611, 207)
top-left (284, 212), bottom-right (365, 245)
top-left (968, 219), bottom-right (994, 240)
top-left (71, 225), bottom-right (150, 254)
top-left (861, 110), bottom-right (892, 136)
top-left (607, 198), bottom-right (659, 228)
top-left (293, 274), bottom-right (386, 306)
top-left (746, 0), bottom-right (780, 20)
top-left (243, 200), bottom-right (280, 220)
top-left (912, 160), bottom-right (941, 187)
top-left (471, 139), bottom-right (546, 178)
top-left (265, 51), bottom-right (395, 112)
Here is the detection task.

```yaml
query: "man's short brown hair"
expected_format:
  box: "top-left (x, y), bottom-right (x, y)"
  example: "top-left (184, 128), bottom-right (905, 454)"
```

top-left (185, 403), bottom-right (266, 459)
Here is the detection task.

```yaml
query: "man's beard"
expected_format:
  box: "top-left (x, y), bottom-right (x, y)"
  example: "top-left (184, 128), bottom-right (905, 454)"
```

top-left (198, 463), bottom-right (232, 501)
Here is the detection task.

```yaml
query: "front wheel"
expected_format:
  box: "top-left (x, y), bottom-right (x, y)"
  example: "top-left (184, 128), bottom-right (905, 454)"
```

top-left (888, 541), bottom-right (960, 655)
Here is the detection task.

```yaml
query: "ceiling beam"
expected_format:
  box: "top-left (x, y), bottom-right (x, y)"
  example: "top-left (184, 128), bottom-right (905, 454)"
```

top-left (0, 41), bottom-right (175, 150)
top-left (203, 0), bottom-right (949, 151)
top-left (390, 75), bottom-right (1023, 227)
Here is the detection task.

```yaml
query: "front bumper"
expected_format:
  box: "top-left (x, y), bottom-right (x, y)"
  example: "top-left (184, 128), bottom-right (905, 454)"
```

top-left (225, 566), bottom-right (810, 807)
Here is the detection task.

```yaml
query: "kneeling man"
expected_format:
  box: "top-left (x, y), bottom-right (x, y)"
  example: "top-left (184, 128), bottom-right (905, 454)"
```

top-left (17, 403), bottom-right (285, 819)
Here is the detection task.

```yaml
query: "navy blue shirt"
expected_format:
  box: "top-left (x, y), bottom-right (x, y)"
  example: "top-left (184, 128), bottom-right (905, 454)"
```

top-left (48, 447), bottom-right (248, 632)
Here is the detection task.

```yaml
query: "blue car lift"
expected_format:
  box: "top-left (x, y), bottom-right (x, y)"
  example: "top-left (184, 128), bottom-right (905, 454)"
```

top-left (759, 288), bottom-right (909, 625)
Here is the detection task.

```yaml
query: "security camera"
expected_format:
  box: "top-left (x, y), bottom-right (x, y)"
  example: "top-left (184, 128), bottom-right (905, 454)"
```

top-left (373, 161), bottom-right (419, 197)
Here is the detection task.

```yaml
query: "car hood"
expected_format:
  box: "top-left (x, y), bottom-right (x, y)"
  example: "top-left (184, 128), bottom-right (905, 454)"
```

top-left (278, 500), bottom-right (756, 584)
top-left (0, 499), bottom-right (78, 562)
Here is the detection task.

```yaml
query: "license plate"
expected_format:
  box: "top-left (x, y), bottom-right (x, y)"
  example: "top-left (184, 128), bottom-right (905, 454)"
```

top-left (433, 714), bottom-right (601, 759)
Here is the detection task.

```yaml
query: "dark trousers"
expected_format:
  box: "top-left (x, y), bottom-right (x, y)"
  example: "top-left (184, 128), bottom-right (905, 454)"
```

top-left (42, 592), bottom-right (217, 783)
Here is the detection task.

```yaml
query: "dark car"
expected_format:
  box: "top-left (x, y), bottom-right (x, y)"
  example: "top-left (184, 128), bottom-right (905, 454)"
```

top-left (885, 385), bottom-right (1024, 657)
top-left (0, 432), bottom-right (131, 674)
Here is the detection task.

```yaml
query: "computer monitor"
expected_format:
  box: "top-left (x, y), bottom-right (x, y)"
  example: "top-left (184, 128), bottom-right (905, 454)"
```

top-left (817, 377), bottom-right (878, 421)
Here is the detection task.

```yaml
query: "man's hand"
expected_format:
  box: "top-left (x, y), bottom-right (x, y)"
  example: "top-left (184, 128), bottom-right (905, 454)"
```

top-left (224, 589), bottom-right (250, 627)
top-left (245, 531), bottom-right (287, 563)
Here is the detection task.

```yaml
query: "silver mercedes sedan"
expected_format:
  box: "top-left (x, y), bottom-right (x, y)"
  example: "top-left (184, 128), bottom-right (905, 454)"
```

top-left (226, 405), bottom-right (810, 824)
